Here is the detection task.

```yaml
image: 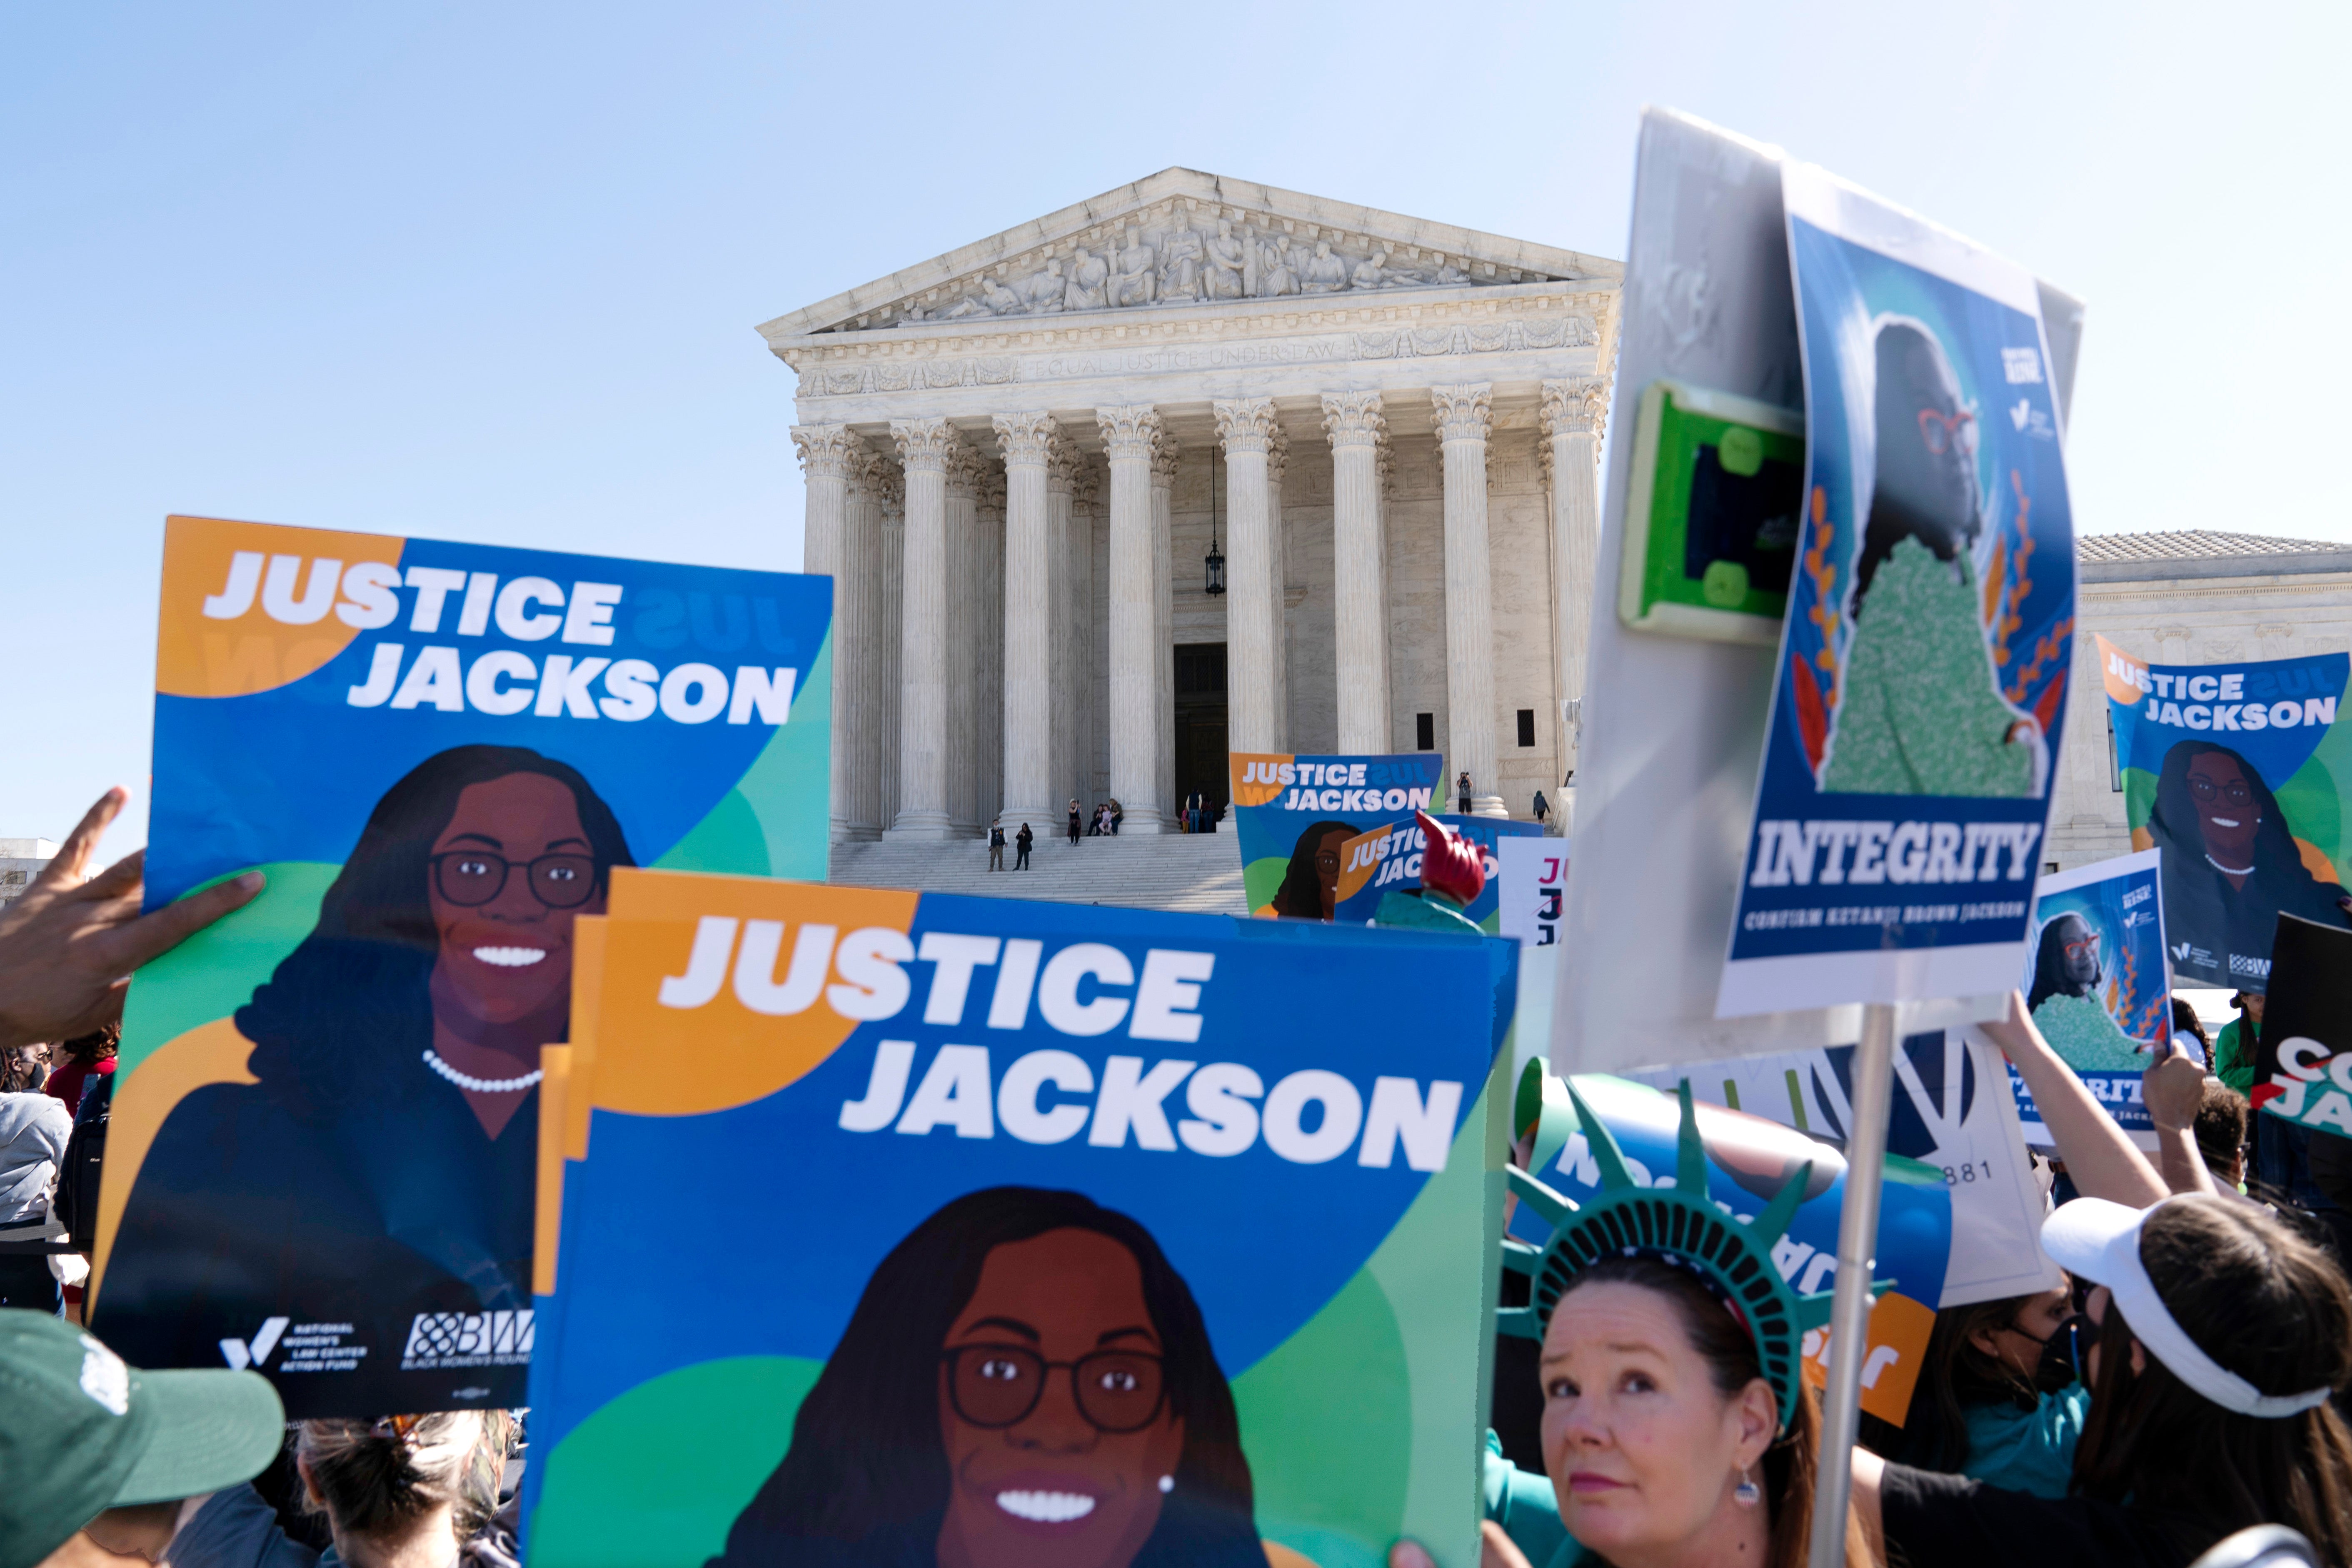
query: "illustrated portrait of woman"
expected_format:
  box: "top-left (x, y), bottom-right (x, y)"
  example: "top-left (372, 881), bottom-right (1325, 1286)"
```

top-left (2025, 911), bottom-right (2102, 1013)
top-left (711, 1186), bottom-right (1266, 1568)
top-left (1820, 318), bottom-right (2044, 799)
top-left (2148, 739), bottom-right (2349, 986)
top-left (97, 744), bottom-right (632, 1393)
top-left (1271, 819), bottom-right (1354, 921)
top-left (2020, 907), bottom-right (2147, 1069)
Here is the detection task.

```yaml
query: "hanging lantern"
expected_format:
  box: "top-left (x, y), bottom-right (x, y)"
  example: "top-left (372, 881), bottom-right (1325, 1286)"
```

top-left (1204, 447), bottom-right (1226, 595)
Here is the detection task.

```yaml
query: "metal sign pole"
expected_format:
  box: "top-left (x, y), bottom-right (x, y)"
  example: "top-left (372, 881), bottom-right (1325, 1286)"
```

top-left (1805, 999), bottom-right (1898, 1568)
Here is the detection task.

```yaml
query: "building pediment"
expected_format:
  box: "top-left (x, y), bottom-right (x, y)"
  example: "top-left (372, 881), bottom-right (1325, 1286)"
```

top-left (759, 167), bottom-right (1621, 342)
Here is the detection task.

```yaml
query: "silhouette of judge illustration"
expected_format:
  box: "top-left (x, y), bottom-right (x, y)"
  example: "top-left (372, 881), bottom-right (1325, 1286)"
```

top-left (97, 744), bottom-right (632, 1399)
top-left (2026, 912), bottom-right (2103, 1013)
top-left (711, 1186), bottom-right (1266, 1568)
top-left (2146, 738), bottom-right (2352, 984)
top-left (1821, 317), bottom-right (2044, 799)
top-left (1271, 820), bottom-right (1355, 921)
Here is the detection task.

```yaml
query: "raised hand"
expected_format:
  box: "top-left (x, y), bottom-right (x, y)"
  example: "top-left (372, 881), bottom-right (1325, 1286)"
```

top-left (0, 788), bottom-right (263, 1049)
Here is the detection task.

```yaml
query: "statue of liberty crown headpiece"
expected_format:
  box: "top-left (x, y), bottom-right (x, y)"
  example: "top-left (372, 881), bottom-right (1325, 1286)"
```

top-left (1499, 1062), bottom-right (1888, 1433)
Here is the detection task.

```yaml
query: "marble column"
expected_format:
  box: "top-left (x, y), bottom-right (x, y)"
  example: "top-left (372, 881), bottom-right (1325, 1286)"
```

top-left (1213, 397), bottom-right (1280, 755)
top-left (1542, 379), bottom-right (1608, 782)
top-left (1432, 382), bottom-right (1506, 818)
top-left (1074, 460), bottom-right (1101, 809)
top-left (1149, 439), bottom-right (1178, 820)
top-left (976, 464), bottom-right (1007, 827)
top-left (946, 445), bottom-right (986, 835)
top-left (1266, 424), bottom-right (1291, 750)
top-left (1099, 406), bottom-right (1168, 833)
top-left (791, 424), bottom-right (861, 844)
top-left (875, 464), bottom-right (906, 836)
top-left (1321, 392), bottom-right (1391, 754)
top-left (885, 418), bottom-right (958, 839)
top-left (1045, 437), bottom-right (1080, 816)
top-left (838, 444), bottom-right (889, 841)
top-left (1376, 441), bottom-right (1396, 749)
top-left (993, 413), bottom-right (1056, 831)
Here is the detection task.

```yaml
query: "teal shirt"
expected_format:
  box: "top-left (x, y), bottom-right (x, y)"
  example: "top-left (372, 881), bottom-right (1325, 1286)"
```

top-left (1960, 1386), bottom-right (2088, 1499)
top-left (1483, 1432), bottom-right (1583, 1568)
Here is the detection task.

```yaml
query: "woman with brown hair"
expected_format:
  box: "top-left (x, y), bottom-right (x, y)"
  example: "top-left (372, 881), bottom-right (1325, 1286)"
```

top-left (296, 1410), bottom-right (518, 1568)
top-left (1855, 1193), bottom-right (2352, 1566)
top-left (43, 1020), bottom-right (117, 1115)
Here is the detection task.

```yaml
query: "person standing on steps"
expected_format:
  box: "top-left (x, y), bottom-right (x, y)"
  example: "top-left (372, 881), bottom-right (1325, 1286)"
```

top-left (1014, 823), bottom-right (1033, 870)
top-left (1532, 790), bottom-right (1549, 828)
top-left (1067, 799), bottom-right (1082, 846)
top-left (986, 824), bottom-right (1006, 872)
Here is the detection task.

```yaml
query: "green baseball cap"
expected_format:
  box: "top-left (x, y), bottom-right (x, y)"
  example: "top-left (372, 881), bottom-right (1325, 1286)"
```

top-left (0, 1309), bottom-right (286, 1568)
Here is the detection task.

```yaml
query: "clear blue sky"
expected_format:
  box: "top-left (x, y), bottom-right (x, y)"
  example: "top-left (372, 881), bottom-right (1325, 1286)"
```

top-left (5, 1), bottom-right (2344, 852)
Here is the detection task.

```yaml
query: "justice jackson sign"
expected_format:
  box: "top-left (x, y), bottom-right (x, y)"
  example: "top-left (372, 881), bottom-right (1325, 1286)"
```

top-left (520, 871), bottom-right (1515, 1568)
top-left (2098, 637), bottom-right (2351, 990)
top-left (90, 516), bottom-right (831, 1421)
top-left (1228, 752), bottom-right (1447, 921)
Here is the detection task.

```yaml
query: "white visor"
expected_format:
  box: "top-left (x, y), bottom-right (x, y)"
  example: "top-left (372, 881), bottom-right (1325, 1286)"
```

top-left (2042, 1196), bottom-right (2335, 1418)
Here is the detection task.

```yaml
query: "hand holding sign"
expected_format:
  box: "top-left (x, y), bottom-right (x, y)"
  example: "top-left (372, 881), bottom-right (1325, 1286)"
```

top-left (0, 788), bottom-right (263, 1050)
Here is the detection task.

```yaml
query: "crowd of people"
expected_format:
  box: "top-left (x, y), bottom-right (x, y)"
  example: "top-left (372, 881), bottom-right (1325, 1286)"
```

top-left (2, 786), bottom-right (2349, 1567)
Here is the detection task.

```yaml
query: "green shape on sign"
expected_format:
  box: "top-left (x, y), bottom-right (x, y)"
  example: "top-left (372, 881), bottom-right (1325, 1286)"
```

top-left (1701, 559), bottom-right (1750, 608)
top-left (654, 631), bottom-right (834, 883)
top-left (739, 630), bottom-right (834, 883)
top-left (1363, 1066), bottom-right (1502, 1557)
top-left (531, 1356), bottom-right (818, 1568)
top-left (2121, 765), bottom-right (2159, 833)
top-left (2275, 713), bottom-right (2349, 882)
top-left (1233, 1061), bottom-right (1501, 1566)
top-left (1231, 1267), bottom-right (1411, 1568)
top-left (118, 861), bottom-right (339, 1079)
top-left (1243, 854), bottom-right (1290, 911)
top-left (655, 788), bottom-right (769, 877)
top-left (1716, 426), bottom-right (1764, 477)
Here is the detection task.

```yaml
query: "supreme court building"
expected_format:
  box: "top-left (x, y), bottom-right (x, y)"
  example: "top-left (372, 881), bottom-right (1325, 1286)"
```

top-left (771, 167), bottom-right (1622, 839)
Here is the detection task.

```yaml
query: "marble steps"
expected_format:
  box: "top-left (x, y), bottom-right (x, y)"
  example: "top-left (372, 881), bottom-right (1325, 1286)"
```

top-left (826, 830), bottom-right (1250, 916)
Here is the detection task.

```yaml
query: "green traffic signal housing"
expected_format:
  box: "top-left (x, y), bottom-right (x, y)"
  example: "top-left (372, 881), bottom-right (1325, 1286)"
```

top-left (1498, 1062), bottom-right (1890, 1434)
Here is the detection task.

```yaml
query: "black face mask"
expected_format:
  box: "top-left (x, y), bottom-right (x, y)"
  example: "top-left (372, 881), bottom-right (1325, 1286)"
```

top-left (2030, 1313), bottom-right (2096, 1393)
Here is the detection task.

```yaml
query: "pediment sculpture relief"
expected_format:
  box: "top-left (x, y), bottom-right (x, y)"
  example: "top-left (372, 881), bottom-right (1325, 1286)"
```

top-left (868, 199), bottom-right (1551, 332)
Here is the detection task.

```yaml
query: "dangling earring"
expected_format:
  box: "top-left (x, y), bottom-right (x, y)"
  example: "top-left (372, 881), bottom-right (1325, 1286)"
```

top-left (1733, 1468), bottom-right (1762, 1508)
top-left (1158, 1475), bottom-right (1176, 1495)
